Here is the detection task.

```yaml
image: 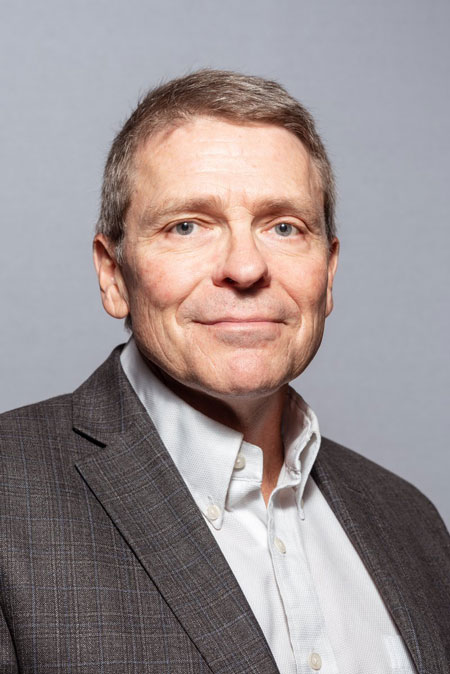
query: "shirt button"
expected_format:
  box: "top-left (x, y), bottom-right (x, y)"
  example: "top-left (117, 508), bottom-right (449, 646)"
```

top-left (274, 537), bottom-right (287, 554)
top-left (234, 454), bottom-right (246, 470)
top-left (308, 652), bottom-right (322, 670)
top-left (205, 504), bottom-right (221, 521)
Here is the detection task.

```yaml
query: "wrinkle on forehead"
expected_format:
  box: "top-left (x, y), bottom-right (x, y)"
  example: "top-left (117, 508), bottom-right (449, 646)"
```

top-left (134, 115), bottom-right (322, 183)
top-left (129, 116), bottom-right (325, 231)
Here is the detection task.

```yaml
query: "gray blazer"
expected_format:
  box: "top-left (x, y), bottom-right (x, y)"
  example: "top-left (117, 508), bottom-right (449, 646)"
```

top-left (1, 346), bottom-right (449, 673)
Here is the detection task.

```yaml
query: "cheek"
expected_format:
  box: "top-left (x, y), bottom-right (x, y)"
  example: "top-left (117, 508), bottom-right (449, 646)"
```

top-left (286, 261), bottom-right (329, 312)
top-left (127, 256), bottom-right (200, 313)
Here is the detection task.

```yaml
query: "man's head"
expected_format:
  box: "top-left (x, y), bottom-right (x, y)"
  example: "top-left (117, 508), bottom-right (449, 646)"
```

top-left (96, 70), bottom-right (336, 259)
top-left (94, 70), bottom-right (339, 399)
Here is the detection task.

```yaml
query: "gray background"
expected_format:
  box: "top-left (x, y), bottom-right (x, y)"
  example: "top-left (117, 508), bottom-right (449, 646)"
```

top-left (1, 0), bottom-right (449, 526)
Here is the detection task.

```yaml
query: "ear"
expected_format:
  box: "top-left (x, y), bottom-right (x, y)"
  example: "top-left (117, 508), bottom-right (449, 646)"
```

top-left (325, 237), bottom-right (339, 317)
top-left (93, 234), bottom-right (130, 319)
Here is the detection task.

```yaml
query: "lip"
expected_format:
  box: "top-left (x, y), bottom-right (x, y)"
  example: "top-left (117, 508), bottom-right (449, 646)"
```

top-left (197, 320), bottom-right (284, 340)
top-left (199, 318), bottom-right (283, 325)
top-left (207, 321), bottom-right (279, 329)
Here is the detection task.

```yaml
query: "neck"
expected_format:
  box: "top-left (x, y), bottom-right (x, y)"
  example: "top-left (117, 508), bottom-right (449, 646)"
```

top-left (147, 360), bottom-right (287, 505)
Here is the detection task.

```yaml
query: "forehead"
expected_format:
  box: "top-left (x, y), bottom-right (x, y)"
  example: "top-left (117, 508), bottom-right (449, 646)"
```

top-left (130, 116), bottom-right (323, 214)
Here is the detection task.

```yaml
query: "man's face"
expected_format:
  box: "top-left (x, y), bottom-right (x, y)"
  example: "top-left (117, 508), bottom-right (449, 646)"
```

top-left (101, 117), bottom-right (338, 399)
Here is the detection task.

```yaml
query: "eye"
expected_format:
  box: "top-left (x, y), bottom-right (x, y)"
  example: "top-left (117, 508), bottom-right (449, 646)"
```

top-left (174, 221), bottom-right (196, 235)
top-left (273, 222), bottom-right (298, 237)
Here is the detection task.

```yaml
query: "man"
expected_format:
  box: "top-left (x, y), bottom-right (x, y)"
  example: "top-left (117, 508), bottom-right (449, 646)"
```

top-left (1, 70), bottom-right (449, 673)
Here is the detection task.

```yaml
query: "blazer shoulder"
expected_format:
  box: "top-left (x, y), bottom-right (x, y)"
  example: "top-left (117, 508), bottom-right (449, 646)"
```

top-left (321, 435), bottom-right (427, 491)
top-left (0, 345), bottom-right (126, 446)
top-left (318, 436), bottom-right (449, 538)
top-left (0, 393), bottom-right (72, 436)
top-left (0, 394), bottom-right (80, 500)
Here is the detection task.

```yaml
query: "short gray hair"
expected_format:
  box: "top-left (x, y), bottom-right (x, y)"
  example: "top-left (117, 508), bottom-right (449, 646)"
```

top-left (96, 68), bottom-right (336, 264)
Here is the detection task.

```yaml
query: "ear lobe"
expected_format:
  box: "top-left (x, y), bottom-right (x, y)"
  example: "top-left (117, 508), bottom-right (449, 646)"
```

top-left (93, 234), bottom-right (130, 320)
top-left (325, 237), bottom-right (339, 318)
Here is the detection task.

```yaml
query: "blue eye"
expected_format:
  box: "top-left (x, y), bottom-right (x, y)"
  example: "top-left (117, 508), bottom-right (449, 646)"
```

top-left (175, 221), bottom-right (195, 235)
top-left (274, 222), bottom-right (295, 237)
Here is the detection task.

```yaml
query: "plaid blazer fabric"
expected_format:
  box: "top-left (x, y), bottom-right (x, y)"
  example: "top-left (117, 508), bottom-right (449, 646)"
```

top-left (1, 346), bottom-right (449, 673)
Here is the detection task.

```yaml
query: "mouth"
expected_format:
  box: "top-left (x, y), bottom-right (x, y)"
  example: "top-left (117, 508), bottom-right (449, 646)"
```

top-left (199, 317), bottom-right (284, 325)
top-left (195, 318), bottom-right (284, 345)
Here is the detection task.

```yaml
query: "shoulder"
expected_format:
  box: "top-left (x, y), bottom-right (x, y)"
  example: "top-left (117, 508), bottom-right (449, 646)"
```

top-left (320, 435), bottom-right (427, 493)
top-left (317, 436), bottom-right (449, 539)
top-left (0, 345), bottom-right (130, 478)
top-left (0, 344), bottom-right (126, 448)
top-left (0, 393), bottom-right (72, 440)
top-left (0, 393), bottom-right (87, 531)
top-left (0, 394), bottom-right (76, 477)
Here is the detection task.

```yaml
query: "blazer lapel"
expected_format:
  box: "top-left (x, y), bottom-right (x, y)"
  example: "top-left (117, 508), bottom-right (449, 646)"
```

top-left (313, 438), bottom-right (447, 674)
top-left (73, 347), bottom-right (278, 674)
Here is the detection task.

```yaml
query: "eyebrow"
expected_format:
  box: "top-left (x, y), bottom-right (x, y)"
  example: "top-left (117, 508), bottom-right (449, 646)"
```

top-left (250, 197), bottom-right (321, 224)
top-left (139, 196), bottom-right (229, 225)
top-left (139, 195), bottom-right (322, 229)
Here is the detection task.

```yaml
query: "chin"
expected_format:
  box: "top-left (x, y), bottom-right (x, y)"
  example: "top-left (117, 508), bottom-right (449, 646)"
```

top-left (201, 379), bottom-right (284, 400)
top-left (193, 362), bottom-right (293, 400)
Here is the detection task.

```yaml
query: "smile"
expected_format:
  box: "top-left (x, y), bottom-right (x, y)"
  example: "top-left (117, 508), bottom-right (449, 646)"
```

top-left (199, 317), bottom-right (284, 325)
top-left (206, 320), bottom-right (279, 329)
top-left (196, 319), bottom-right (284, 345)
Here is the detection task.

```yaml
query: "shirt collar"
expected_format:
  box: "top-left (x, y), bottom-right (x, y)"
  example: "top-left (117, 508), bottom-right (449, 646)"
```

top-left (281, 387), bottom-right (321, 514)
top-left (121, 337), bottom-right (321, 529)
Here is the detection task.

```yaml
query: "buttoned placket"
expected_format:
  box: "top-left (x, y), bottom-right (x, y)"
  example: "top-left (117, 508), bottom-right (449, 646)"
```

top-left (267, 466), bottom-right (339, 674)
top-left (223, 437), bottom-right (339, 674)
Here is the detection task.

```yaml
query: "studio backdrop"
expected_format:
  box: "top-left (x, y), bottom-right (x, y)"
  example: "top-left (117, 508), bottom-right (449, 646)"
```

top-left (1, 0), bottom-right (449, 525)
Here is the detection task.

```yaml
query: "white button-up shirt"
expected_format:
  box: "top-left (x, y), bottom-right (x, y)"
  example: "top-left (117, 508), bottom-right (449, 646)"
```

top-left (121, 338), bottom-right (416, 674)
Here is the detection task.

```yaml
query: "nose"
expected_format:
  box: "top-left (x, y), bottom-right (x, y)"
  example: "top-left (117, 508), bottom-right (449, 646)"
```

top-left (212, 228), bottom-right (270, 290)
